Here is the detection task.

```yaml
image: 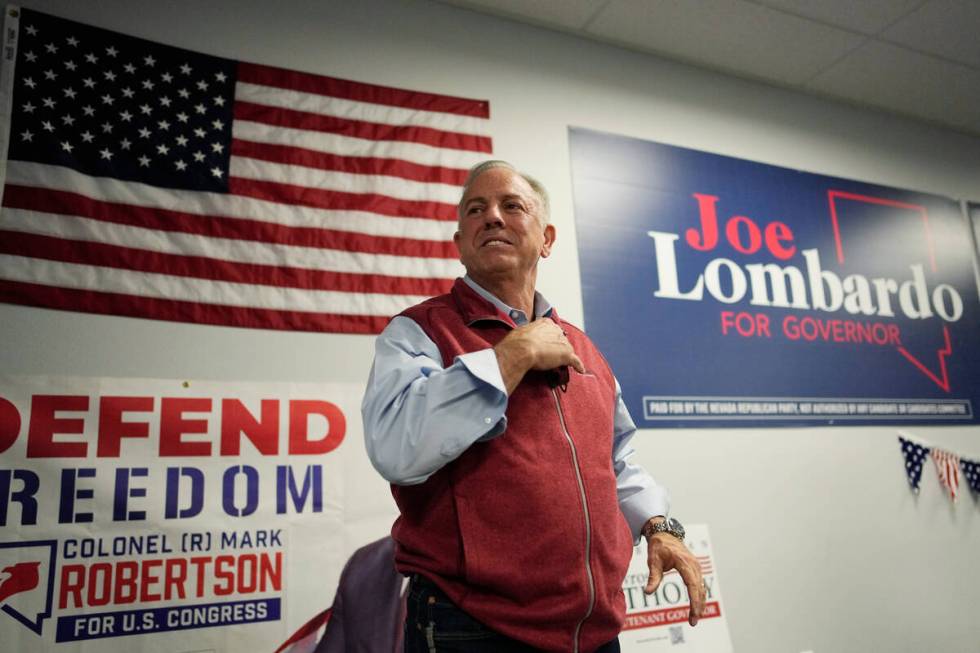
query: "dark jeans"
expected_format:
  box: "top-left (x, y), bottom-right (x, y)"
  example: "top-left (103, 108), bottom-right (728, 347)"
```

top-left (404, 575), bottom-right (621, 653)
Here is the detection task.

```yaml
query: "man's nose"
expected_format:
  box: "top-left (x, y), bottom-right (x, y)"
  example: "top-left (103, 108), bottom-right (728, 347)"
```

top-left (482, 203), bottom-right (504, 228)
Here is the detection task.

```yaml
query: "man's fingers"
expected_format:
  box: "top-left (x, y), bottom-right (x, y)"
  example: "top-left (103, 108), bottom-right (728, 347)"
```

top-left (678, 563), bottom-right (706, 627)
top-left (644, 551), bottom-right (663, 595)
top-left (569, 354), bottom-right (585, 374)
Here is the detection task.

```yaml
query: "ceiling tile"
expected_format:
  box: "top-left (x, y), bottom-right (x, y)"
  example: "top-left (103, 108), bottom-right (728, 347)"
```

top-left (587, 0), bottom-right (866, 85)
top-left (882, 0), bottom-right (980, 68)
top-left (806, 40), bottom-right (980, 129)
top-left (437, 0), bottom-right (607, 31)
top-left (749, 0), bottom-right (923, 35)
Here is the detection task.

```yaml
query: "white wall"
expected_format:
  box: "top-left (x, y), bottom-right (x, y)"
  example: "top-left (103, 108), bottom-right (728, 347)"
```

top-left (2, 1), bottom-right (979, 651)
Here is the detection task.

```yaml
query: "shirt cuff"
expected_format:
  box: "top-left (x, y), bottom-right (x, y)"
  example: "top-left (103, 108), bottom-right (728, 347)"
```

top-left (620, 485), bottom-right (670, 543)
top-left (455, 348), bottom-right (508, 442)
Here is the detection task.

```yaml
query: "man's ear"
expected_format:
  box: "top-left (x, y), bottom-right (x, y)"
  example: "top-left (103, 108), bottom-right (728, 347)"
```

top-left (540, 224), bottom-right (556, 258)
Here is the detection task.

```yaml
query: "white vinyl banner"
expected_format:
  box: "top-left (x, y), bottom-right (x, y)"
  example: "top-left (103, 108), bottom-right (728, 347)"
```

top-left (620, 524), bottom-right (733, 653)
top-left (0, 375), bottom-right (397, 652)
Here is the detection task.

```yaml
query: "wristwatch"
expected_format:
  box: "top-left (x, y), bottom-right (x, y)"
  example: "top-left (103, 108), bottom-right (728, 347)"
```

top-left (643, 516), bottom-right (685, 542)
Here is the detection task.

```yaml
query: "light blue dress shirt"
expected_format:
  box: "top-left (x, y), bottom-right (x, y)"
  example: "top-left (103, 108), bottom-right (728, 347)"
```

top-left (362, 276), bottom-right (669, 539)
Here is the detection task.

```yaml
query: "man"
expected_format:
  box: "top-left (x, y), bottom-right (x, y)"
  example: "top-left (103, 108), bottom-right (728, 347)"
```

top-left (362, 160), bottom-right (705, 652)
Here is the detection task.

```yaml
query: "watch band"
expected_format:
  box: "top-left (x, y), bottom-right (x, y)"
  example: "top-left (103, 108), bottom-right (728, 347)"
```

top-left (643, 517), bottom-right (685, 541)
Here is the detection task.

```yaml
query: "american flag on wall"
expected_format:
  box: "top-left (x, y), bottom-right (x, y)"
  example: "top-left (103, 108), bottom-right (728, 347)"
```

top-left (930, 447), bottom-right (961, 503)
top-left (0, 6), bottom-right (489, 333)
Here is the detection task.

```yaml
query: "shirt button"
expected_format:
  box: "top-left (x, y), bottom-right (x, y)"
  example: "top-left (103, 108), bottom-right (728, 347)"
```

top-left (484, 417), bottom-right (492, 424)
top-left (509, 310), bottom-right (519, 319)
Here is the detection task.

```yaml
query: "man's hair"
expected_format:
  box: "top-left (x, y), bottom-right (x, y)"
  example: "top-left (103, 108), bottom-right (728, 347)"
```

top-left (457, 160), bottom-right (550, 225)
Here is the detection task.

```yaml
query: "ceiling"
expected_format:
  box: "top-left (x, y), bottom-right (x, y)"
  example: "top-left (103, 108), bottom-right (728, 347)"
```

top-left (437, 0), bottom-right (980, 138)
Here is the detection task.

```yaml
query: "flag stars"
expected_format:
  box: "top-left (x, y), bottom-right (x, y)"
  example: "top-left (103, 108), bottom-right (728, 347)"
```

top-left (101, 122), bottom-right (114, 133)
top-left (158, 119), bottom-right (171, 130)
top-left (64, 60), bottom-right (77, 71)
top-left (144, 55), bottom-right (156, 67)
top-left (213, 96), bottom-right (225, 107)
top-left (99, 148), bottom-right (113, 160)
top-left (194, 103), bottom-right (206, 115)
top-left (138, 155), bottom-right (151, 167)
top-left (161, 72), bottom-right (173, 83)
top-left (119, 110), bottom-right (133, 122)
top-left (120, 138), bottom-right (132, 150)
top-left (63, 88), bottom-right (77, 100)
top-left (105, 46), bottom-right (118, 57)
top-left (142, 79), bottom-right (155, 90)
top-left (210, 166), bottom-right (223, 178)
top-left (85, 52), bottom-right (98, 64)
top-left (41, 120), bottom-right (55, 132)
top-left (101, 94), bottom-right (114, 105)
top-left (22, 101), bottom-right (36, 113)
top-left (176, 112), bottom-right (188, 123)
top-left (82, 105), bottom-right (95, 117)
top-left (23, 77), bottom-right (36, 89)
top-left (159, 96), bottom-right (172, 107)
top-left (42, 97), bottom-right (56, 109)
top-left (45, 42), bottom-right (58, 54)
top-left (193, 128), bottom-right (206, 138)
top-left (215, 71), bottom-right (227, 83)
top-left (61, 114), bottom-right (75, 126)
top-left (175, 135), bottom-right (188, 146)
top-left (61, 140), bottom-right (73, 152)
top-left (80, 131), bottom-right (95, 143)
top-left (25, 25), bottom-right (38, 36)
top-left (104, 70), bottom-right (117, 82)
top-left (180, 63), bottom-right (192, 75)
top-left (23, 51), bottom-right (38, 63)
top-left (156, 144), bottom-right (170, 155)
top-left (21, 129), bottom-right (34, 142)
top-left (177, 88), bottom-right (190, 99)
top-left (66, 36), bottom-right (79, 47)
top-left (82, 77), bottom-right (96, 89)
top-left (175, 159), bottom-right (187, 171)
top-left (121, 87), bottom-right (135, 99)
top-left (211, 142), bottom-right (224, 153)
top-left (192, 151), bottom-right (205, 162)
top-left (196, 80), bottom-right (209, 91)
top-left (139, 104), bottom-right (152, 115)
top-left (138, 127), bottom-right (151, 138)
top-left (44, 69), bottom-right (57, 80)
top-left (123, 63), bottom-right (136, 74)
top-left (211, 119), bottom-right (224, 130)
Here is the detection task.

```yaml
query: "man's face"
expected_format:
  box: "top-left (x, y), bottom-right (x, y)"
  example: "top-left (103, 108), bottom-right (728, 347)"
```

top-left (454, 167), bottom-right (555, 281)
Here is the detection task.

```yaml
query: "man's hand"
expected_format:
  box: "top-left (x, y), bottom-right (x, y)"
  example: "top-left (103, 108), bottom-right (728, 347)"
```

top-left (644, 527), bottom-right (706, 627)
top-left (494, 320), bottom-right (585, 394)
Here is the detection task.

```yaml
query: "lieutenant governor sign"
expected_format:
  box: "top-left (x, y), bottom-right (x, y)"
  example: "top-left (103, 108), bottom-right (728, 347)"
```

top-left (569, 128), bottom-right (980, 427)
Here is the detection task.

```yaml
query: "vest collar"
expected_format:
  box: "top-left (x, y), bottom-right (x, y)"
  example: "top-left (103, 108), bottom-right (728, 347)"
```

top-left (450, 277), bottom-right (561, 328)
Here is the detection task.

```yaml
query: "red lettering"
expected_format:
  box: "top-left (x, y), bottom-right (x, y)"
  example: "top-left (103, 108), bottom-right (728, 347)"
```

top-left (289, 401), bottom-right (345, 455)
top-left (887, 324), bottom-right (901, 345)
top-left (114, 560), bottom-right (138, 604)
top-left (59, 564), bottom-right (85, 609)
top-left (190, 556), bottom-right (211, 596)
top-left (26, 395), bottom-right (89, 458)
top-left (221, 399), bottom-right (279, 456)
top-left (238, 554), bottom-right (257, 592)
top-left (261, 552), bottom-right (282, 591)
top-left (765, 221), bottom-right (796, 259)
top-left (97, 396), bottom-right (153, 457)
top-left (685, 194), bottom-right (720, 251)
top-left (87, 563), bottom-right (112, 607)
top-left (725, 215), bottom-right (761, 254)
top-left (214, 555), bottom-right (235, 596)
top-left (165, 558), bottom-right (187, 600)
top-left (160, 398), bottom-right (212, 456)
top-left (140, 559), bottom-right (162, 602)
top-left (0, 398), bottom-right (20, 454)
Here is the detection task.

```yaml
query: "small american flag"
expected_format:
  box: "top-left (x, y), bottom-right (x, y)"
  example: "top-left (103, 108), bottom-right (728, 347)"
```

top-left (0, 7), bottom-right (489, 333)
top-left (961, 458), bottom-right (980, 496)
top-left (931, 447), bottom-right (960, 503)
top-left (897, 435), bottom-right (930, 494)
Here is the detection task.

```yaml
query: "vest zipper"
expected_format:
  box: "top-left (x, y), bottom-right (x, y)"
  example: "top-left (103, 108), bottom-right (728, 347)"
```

top-left (552, 387), bottom-right (595, 653)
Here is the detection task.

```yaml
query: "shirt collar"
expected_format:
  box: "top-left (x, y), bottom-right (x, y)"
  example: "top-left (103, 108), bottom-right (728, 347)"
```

top-left (462, 275), bottom-right (553, 326)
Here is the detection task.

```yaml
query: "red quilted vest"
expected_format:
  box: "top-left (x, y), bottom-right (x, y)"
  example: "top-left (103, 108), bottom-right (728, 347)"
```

top-left (391, 279), bottom-right (634, 652)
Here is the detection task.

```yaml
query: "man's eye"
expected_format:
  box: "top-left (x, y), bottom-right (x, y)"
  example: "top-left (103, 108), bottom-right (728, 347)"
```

top-left (505, 202), bottom-right (523, 211)
top-left (467, 206), bottom-right (483, 215)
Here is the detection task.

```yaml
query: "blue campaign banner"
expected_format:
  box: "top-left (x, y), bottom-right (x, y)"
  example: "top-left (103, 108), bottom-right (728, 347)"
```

top-left (569, 128), bottom-right (980, 427)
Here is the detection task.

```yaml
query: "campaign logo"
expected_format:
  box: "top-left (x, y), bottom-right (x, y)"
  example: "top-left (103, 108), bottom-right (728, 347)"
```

top-left (0, 540), bottom-right (57, 635)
